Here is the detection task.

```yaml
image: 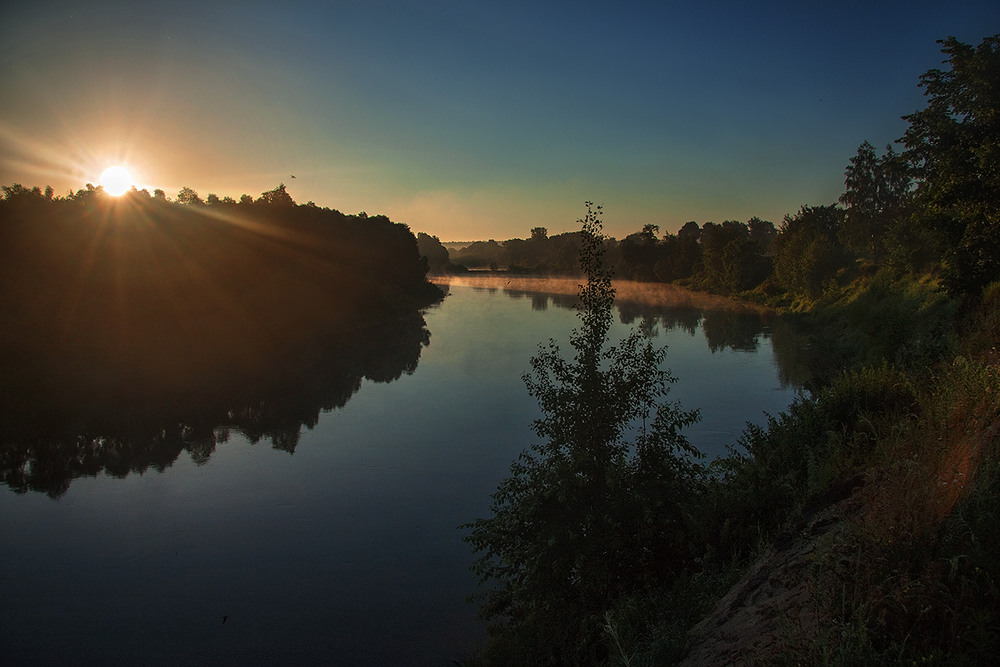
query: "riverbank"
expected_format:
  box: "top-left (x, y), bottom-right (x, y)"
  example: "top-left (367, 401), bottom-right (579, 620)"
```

top-left (608, 274), bottom-right (1000, 664)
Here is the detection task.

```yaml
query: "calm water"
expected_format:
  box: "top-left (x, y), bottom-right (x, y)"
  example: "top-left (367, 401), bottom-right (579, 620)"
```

top-left (0, 277), bottom-right (805, 665)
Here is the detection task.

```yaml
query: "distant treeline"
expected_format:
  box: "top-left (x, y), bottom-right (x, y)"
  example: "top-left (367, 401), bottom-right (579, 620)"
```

top-left (0, 183), bottom-right (441, 449)
top-left (422, 36), bottom-right (999, 304)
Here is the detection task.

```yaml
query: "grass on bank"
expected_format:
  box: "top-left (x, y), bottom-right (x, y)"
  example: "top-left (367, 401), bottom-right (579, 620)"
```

top-left (459, 270), bottom-right (999, 665)
top-left (603, 273), bottom-right (1000, 665)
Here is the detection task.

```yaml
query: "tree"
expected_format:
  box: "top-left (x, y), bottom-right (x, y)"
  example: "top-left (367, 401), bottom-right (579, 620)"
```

top-left (747, 216), bottom-right (776, 248)
top-left (256, 183), bottom-right (295, 206)
top-left (669, 221), bottom-right (702, 280)
top-left (176, 186), bottom-right (202, 205)
top-left (415, 232), bottom-right (451, 274)
top-left (619, 223), bottom-right (665, 282)
top-left (639, 223), bottom-right (659, 243)
top-left (464, 202), bottom-right (701, 663)
top-left (697, 221), bottom-right (749, 292)
top-left (839, 141), bottom-right (912, 265)
top-left (773, 205), bottom-right (849, 298)
top-left (901, 35), bottom-right (1000, 295)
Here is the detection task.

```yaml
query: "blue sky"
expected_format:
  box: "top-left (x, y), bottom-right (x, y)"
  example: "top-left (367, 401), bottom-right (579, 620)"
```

top-left (2, 1), bottom-right (998, 239)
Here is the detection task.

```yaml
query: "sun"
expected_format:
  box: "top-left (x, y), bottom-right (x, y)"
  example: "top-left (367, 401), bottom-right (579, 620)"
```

top-left (99, 165), bottom-right (134, 196)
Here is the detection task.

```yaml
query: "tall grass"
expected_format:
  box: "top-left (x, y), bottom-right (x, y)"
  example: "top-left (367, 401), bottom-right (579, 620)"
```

top-left (664, 276), bottom-right (996, 664)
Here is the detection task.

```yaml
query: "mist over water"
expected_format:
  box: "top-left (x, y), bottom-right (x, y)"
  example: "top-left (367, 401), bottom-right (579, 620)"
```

top-left (434, 275), bottom-right (809, 455)
top-left (0, 278), bottom-right (806, 665)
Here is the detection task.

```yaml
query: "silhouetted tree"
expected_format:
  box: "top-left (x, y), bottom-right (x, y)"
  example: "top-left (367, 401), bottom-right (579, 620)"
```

top-left (773, 205), bottom-right (850, 298)
top-left (697, 221), bottom-right (752, 292)
top-left (901, 35), bottom-right (1000, 296)
top-left (416, 232), bottom-right (452, 273)
top-left (464, 202), bottom-right (701, 663)
top-left (619, 224), bottom-right (664, 282)
top-left (668, 221), bottom-right (703, 280)
top-left (176, 186), bottom-right (202, 205)
top-left (257, 183), bottom-right (295, 206)
top-left (839, 141), bottom-right (912, 265)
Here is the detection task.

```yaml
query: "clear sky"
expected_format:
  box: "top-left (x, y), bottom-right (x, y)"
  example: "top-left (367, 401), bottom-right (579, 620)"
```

top-left (2, 1), bottom-right (998, 240)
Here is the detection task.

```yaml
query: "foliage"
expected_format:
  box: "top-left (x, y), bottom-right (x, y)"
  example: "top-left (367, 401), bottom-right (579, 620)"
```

top-left (0, 183), bottom-right (442, 496)
top-left (415, 231), bottom-right (454, 274)
top-left (798, 272), bottom-right (959, 381)
top-left (430, 39), bottom-right (996, 307)
top-left (788, 352), bottom-right (1000, 665)
top-left (838, 141), bottom-right (913, 265)
top-left (256, 182), bottom-right (295, 206)
top-left (694, 277), bottom-right (999, 664)
top-left (901, 35), bottom-right (1000, 296)
top-left (176, 185), bottom-right (203, 205)
top-left (772, 205), bottom-right (851, 300)
top-left (450, 239), bottom-right (506, 269)
top-left (463, 203), bottom-right (701, 664)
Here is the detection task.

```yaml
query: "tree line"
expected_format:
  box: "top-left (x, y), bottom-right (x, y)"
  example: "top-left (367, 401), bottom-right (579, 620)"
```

top-left (462, 35), bottom-right (1000, 664)
top-left (0, 182), bottom-right (442, 496)
top-left (426, 35), bottom-right (999, 303)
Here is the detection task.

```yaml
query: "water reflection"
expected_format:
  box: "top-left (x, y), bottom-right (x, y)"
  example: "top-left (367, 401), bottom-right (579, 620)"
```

top-left (435, 275), bottom-right (813, 388)
top-left (0, 312), bottom-right (431, 497)
top-left (4, 276), bottom-right (811, 498)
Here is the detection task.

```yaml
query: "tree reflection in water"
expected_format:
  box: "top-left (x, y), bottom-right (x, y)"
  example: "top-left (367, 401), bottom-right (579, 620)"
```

top-left (0, 191), bottom-right (442, 497)
top-left (437, 275), bottom-right (813, 389)
top-left (0, 312), bottom-right (432, 498)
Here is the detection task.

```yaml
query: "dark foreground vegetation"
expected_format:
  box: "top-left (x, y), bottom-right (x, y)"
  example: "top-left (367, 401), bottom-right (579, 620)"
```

top-left (0, 183), bottom-right (441, 496)
top-left (463, 36), bottom-right (1000, 664)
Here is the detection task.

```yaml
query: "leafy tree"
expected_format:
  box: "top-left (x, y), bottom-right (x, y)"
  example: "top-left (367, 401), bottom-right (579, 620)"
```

top-left (257, 183), bottom-right (295, 206)
top-left (838, 141), bottom-right (912, 265)
top-left (773, 205), bottom-right (850, 298)
top-left (452, 239), bottom-right (504, 269)
top-left (415, 232), bottom-right (451, 273)
top-left (464, 203), bottom-right (702, 663)
top-left (618, 223), bottom-right (665, 282)
top-left (721, 235), bottom-right (764, 292)
top-left (747, 216), bottom-right (776, 248)
top-left (901, 35), bottom-right (1000, 296)
top-left (697, 220), bottom-right (752, 292)
top-left (639, 223), bottom-right (659, 242)
top-left (669, 221), bottom-right (703, 281)
top-left (176, 186), bottom-right (202, 205)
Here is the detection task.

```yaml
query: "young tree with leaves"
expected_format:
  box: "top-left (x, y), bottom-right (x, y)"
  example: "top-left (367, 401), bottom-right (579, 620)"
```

top-left (463, 203), bottom-right (702, 663)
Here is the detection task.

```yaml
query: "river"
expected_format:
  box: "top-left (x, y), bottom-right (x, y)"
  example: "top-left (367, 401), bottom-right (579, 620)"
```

top-left (0, 277), bottom-right (807, 665)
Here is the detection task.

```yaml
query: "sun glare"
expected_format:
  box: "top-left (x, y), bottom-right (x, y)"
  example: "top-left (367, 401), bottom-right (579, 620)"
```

top-left (99, 165), bottom-right (134, 196)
